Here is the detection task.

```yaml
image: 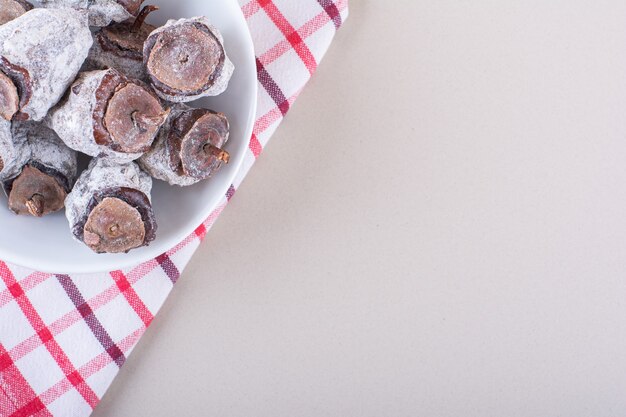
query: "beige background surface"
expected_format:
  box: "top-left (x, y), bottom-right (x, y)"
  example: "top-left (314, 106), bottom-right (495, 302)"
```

top-left (95, 1), bottom-right (626, 416)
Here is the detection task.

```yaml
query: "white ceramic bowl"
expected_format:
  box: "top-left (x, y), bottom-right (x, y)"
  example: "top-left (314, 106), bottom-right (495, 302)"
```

top-left (0, 0), bottom-right (257, 274)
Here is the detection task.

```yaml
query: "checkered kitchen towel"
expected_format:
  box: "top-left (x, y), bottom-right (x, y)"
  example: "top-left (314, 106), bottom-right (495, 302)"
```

top-left (0, 1), bottom-right (348, 415)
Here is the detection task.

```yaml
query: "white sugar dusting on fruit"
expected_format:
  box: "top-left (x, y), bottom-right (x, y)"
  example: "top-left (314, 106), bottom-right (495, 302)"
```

top-left (0, 8), bottom-right (92, 121)
top-left (65, 158), bottom-right (152, 245)
top-left (144, 16), bottom-right (234, 102)
top-left (0, 118), bottom-right (29, 182)
top-left (37, 0), bottom-right (135, 27)
top-left (12, 121), bottom-right (77, 186)
top-left (85, 35), bottom-right (148, 81)
top-left (46, 69), bottom-right (154, 163)
top-left (138, 103), bottom-right (230, 187)
top-left (138, 104), bottom-right (199, 186)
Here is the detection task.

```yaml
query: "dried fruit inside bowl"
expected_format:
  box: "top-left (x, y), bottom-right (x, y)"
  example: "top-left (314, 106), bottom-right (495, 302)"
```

top-left (86, 5), bottom-right (159, 80)
top-left (65, 158), bottom-right (156, 254)
top-left (2, 122), bottom-right (77, 217)
top-left (144, 16), bottom-right (234, 102)
top-left (139, 103), bottom-right (230, 187)
top-left (47, 68), bottom-right (169, 163)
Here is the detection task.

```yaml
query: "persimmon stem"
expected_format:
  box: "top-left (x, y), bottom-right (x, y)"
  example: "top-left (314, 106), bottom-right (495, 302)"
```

top-left (203, 143), bottom-right (230, 163)
top-left (26, 194), bottom-right (44, 217)
top-left (131, 5), bottom-right (159, 33)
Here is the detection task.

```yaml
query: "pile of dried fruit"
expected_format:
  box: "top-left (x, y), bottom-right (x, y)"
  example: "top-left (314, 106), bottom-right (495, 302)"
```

top-left (0, 0), bottom-right (233, 254)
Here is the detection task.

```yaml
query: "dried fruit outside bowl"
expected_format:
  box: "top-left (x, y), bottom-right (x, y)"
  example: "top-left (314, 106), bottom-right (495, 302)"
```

top-left (0, 0), bottom-right (257, 273)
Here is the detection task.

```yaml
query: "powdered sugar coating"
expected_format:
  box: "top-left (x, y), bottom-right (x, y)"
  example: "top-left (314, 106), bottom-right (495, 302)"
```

top-left (12, 121), bottom-right (77, 186)
top-left (46, 69), bottom-right (145, 163)
top-left (65, 158), bottom-right (152, 243)
top-left (0, 8), bottom-right (92, 121)
top-left (138, 104), bottom-right (196, 186)
top-left (86, 36), bottom-right (147, 81)
top-left (144, 16), bottom-right (234, 102)
top-left (138, 103), bottom-right (230, 186)
top-left (38, 0), bottom-right (134, 27)
top-left (0, 118), bottom-right (29, 182)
